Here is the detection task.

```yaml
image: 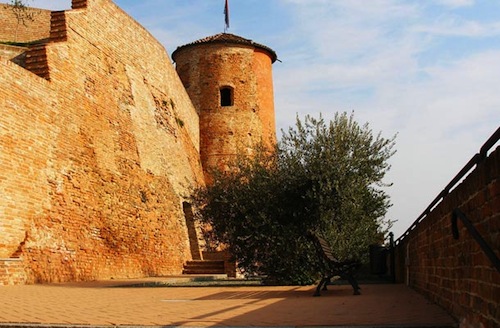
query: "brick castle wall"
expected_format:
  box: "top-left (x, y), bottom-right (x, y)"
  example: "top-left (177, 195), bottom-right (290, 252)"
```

top-left (0, 0), bottom-right (204, 284)
top-left (0, 4), bottom-right (51, 43)
top-left (0, 258), bottom-right (27, 286)
top-left (394, 147), bottom-right (499, 328)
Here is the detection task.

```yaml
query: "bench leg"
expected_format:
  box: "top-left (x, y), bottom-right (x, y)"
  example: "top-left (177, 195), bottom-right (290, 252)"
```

top-left (322, 277), bottom-right (331, 291)
top-left (313, 277), bottom-right (328, 296)
top-left (346, 275), bottom-right (361, 295)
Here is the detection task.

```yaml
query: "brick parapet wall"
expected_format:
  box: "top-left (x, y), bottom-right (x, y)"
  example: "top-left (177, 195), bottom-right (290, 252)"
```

top-left (394, 146), bottom-right (499, 328)
top-left (1, 0), bottom-right (204, 284)
top-left (0, 4), bottom-right (51, 43)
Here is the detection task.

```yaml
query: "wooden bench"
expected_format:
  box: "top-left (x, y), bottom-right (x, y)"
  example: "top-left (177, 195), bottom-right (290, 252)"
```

top-left (308, 232), bottom-right (361, 296)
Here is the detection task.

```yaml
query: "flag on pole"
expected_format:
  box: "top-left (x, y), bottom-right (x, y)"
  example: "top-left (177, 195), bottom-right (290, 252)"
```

top-left (224, 0), bottom-right (230, 31)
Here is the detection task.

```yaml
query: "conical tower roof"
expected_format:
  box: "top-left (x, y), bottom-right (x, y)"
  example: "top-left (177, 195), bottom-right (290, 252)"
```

top-left (171, 33), bottom-right (277, 63)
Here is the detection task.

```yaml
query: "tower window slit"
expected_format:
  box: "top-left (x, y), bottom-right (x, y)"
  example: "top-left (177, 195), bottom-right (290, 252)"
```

top-left (220, 87), bottom-right (233, 107)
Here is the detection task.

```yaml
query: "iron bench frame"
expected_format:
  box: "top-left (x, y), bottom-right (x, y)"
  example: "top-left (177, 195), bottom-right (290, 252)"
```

top-left (308, 232), bottom-right (361, 296)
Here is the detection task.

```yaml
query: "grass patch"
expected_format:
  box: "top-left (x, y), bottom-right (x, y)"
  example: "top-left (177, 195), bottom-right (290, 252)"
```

top-left (113, 278), bottom-right (263, 288)
top-left (0, 38), bottom-right (49, 47)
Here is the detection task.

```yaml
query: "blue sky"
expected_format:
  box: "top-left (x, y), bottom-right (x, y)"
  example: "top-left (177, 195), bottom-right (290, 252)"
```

top-left (3, 0), bottom-right (499, 238)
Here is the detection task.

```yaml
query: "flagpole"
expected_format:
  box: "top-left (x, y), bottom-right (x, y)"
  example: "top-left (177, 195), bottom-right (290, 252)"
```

top-left (224, 0), bottom-right (230, 33)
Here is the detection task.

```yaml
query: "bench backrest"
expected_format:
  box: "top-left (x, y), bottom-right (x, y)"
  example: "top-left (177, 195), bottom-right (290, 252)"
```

top-left (309, 233), bottom-right (340, 264)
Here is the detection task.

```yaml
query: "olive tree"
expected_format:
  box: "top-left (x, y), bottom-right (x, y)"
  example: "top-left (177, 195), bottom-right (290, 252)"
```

top-left (193, 112), bottom-right (396, 284)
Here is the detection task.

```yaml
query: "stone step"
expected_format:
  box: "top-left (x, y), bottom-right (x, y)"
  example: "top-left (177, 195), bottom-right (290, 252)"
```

top-left (182, 268), bottom-right (226, 275)
top-left (184, 260), bottom-right (225, 267)
top-left (182, 260), bottom-right (225, 275)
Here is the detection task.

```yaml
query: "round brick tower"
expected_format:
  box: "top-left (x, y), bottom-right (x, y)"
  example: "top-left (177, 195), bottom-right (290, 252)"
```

top-left (171, 33), bottom-right (277, 176)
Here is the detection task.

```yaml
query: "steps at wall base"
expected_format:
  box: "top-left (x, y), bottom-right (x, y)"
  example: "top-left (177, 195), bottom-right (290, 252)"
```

top-left (170, 274), bottom-right (229, 282)
top-left (184, 260), bottom-right (225, 267)
top-left (182, 260), bottom-right (225, 275)
top-left (182, 268), bottom-right (226, 275)
top-left (183, 263), bottom-right (225, 270)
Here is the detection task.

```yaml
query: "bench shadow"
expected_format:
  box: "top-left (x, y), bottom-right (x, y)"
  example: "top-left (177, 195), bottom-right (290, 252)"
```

top-left (167, 285), bottom-right (456, 327)
top-left (191, 286), bottom-right (353, 300)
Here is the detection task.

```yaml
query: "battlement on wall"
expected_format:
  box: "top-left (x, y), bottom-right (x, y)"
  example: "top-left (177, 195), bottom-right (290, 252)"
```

top-left (23, 10), bottom-right (68, 80)
top-left (0, 3), bottom-right (67, 80)
top-left (0, 9), bottom-right (68, 81)
top-left (0, 0), bottom-right (87, 44)
top-left (72, 0), bottom-right (87, 9)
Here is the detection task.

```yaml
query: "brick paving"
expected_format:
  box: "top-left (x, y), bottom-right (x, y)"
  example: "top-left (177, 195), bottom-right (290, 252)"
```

top-left (0, 278), bottom-right (457, 327)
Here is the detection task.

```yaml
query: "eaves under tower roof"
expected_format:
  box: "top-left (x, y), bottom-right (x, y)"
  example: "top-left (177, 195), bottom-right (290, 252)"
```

top-left (171, 33), bottom-right (278, 63)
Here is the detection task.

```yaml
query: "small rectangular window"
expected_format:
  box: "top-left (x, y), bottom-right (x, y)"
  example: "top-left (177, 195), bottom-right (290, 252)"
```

top-left (220, 87), bottom-right (233, 106)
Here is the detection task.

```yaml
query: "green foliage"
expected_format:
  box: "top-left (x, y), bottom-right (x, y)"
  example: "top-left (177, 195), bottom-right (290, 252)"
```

top-left (193, 112), bottom-right (396, 284)
top-left (279, 112), bottom-right (396, 262)
top-left (0, 39), bottom-right (44, 47)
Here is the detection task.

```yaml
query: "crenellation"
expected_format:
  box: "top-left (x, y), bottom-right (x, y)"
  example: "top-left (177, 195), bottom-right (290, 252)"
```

top-left (0, 4), bottom-right (51, 43)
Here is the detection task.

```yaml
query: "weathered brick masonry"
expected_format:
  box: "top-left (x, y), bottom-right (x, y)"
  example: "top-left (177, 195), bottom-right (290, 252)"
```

top-left (394, 147), bottom-right (499, 328)
top-left (1, 0), bottom-right (205, 284)
top-left (0, 4), bottom-right (51, 43)
top-left (172, 34), bottom-right (277, 178)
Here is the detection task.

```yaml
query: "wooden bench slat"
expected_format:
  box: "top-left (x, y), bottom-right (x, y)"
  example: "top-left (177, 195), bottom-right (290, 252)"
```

top-left (308, 232), bottom-right (361, 296)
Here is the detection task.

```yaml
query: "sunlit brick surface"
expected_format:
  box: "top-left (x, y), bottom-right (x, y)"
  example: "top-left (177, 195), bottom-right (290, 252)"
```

top-left (0, 0), bottom-right (204, 284)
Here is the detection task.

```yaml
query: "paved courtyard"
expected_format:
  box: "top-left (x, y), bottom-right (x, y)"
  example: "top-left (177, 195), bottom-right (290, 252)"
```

top-left (0, 278), bottom-right (457, 327)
